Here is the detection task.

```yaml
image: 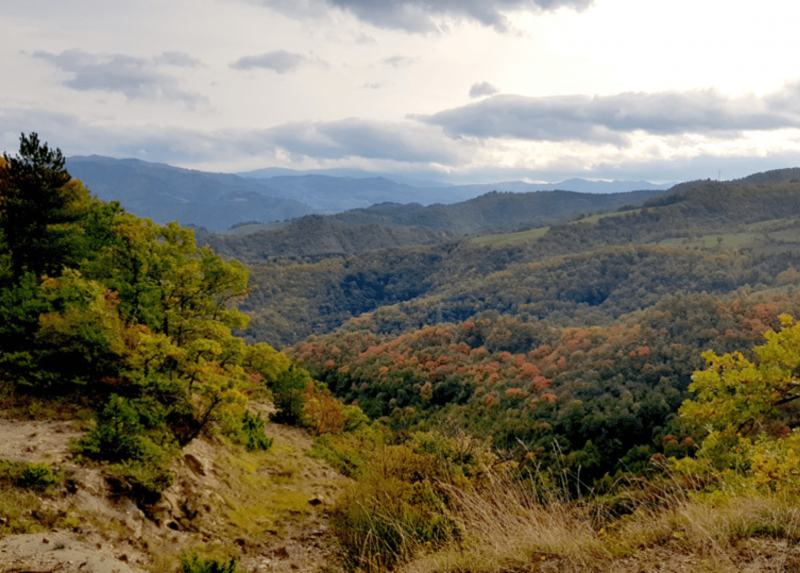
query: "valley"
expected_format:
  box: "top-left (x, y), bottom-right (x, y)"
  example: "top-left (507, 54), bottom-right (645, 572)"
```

top-left (3, 137), bottom-right (800, 572)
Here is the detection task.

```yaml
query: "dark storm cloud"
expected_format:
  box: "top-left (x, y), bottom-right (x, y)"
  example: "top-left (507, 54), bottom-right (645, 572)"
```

top-left (469, 82), bottom-right (499, 98)
top-left (420, 84), bottom-right (800, 143)
top-left (259, 0), bottom-right (593, 33)
top-left (32, 50), bottom-right (206, 104)
top-left (230, 50), bottom-right (312, 73)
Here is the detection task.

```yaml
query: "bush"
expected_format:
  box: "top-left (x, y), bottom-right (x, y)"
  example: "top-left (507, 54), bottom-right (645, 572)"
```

top-left (0, 460), bottom-right (63, 492)
top-left (75, 394), bottom-right (166, 462)
top-left (270, 366), bottom-right (312, 425)
top-left (180, 553), bottom-right (239, 573)
top-left (310, 429), bottom-right (381, 479)
top-left (331, 444), bottom-right (462, 571)
top-left (227, 410), bottom-right (274, 452)
top-left (16, 464), bottom-right (61, 490)
top-left (302, 380), bottom-right (344, 435)
top-left (104, 460), bottom-right (174, 506)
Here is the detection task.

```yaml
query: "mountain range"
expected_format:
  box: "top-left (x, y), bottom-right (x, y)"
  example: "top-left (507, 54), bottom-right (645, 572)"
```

top-left (66, 155), bottom-right (671, 231)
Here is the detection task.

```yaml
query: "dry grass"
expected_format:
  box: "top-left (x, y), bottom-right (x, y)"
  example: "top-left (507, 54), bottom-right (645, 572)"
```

top-left (397, 479), bottom-right (800, 573)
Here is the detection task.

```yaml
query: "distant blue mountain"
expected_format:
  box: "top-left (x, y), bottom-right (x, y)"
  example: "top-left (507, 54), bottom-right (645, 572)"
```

top-left (66, 156), bottom-right (315, 231)
top-left (239, 166), bottom-right (671, 203)
top-left (66, 155), bottom-right (671, 231)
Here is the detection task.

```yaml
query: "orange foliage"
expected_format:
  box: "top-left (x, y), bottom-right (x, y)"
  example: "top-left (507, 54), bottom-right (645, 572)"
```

top-left (302, 381), bottom-right (344, 435)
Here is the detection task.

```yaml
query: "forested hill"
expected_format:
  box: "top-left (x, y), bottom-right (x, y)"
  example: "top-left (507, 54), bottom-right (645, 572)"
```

top-left (269, 173), bottom-right (800, 485)
top-left (327, 188), bottom-right (664, 234)
top-left (201, 187), bottom-right (666, 259)
top-left (234, 177), bottom-right (800, 347)
top-left (204, 215), bottom-right (455, 260)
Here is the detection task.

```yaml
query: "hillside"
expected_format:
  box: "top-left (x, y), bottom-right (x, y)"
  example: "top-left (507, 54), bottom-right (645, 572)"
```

top-left (229, 180), bottom-right (800, 348)
top-left (327, 189), bottom-right (664, 234)
top-left (66, 156), bottom-right (315, 231)
top-left (0, 412), bottom-right (347, 573)
top-left (204, 215), bottom-right (455, 259)
top-left (8, 136), bottom-right (800, 573)
top-left (67, 156), bottom-right (669, 233)
top-left (199, 187), bottom-right (665, 261)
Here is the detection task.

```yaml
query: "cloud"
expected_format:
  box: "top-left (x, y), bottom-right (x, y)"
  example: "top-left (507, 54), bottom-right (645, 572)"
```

top-left (258, 0), bottom-right (594, 33)
top-left (154, 51), bottom-right (204, 67)
top-left (230, 50), bottom-right (312, 73)
top-left (0, 108), bottom-right (466, 167)
top-left (469, 81), bottom-right (499, 98)
top-left (383, 55), bottom-right (418, 68)
top-left (32, 50), bottom-right (205, 104)
top-left (419, 83), bottom-right (800, 144)
top-left (260, 118), bottom-right (467, 164)
top-left (363, 82), bottom-right (384, 89)
top-left (5, 107), bottom-right (800, 185)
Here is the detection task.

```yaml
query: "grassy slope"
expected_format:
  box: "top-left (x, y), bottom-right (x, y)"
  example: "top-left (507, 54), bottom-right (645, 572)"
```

top-left (0, 394), bottom-right (351, 573)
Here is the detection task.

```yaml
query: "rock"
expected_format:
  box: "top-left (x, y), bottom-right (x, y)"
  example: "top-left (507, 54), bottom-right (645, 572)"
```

top-left (183, 454), bottom-right (206, 476)
top-left (271, 547), bottom-right (289, 559)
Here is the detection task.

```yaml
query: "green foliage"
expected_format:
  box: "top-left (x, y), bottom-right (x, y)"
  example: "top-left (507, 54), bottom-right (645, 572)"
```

top-left (330, 430), bottom-right (510, 570)
top-left (16, 464), bottom-right (62, 490)
top-left (0, 133), bottom-right (74, 276)
top-left (179, 553), bottom-right (239, 573)
top-left (104, 460), bottom-right (174, 506)
top-left (225, 410), bottom-right (273, 452)
top-left (0, 134), bottom-right (304, 461)
top-left (270, 365), bottom-right (313, 425)
top-left (0, 460), bottom-right (63, 492)
top-left (331, 447), bottom-right (462, 571)
top-left (76, 394), bottom-right (168, 462)
top-left (674, 315), bottom-right (800, 492)
top-left (309, 422), bottom-right (384, 478)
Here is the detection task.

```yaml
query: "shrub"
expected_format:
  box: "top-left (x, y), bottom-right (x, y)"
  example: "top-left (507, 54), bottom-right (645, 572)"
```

top-left (75, 394), bottom-right (166, 462)
top-left (331, 444), bottom-right (463, 571)
top-left (270, 366), bottom-right (311, 425)
top-left (0, 460), bottom-right (63, 492)
top-left (16, 463), bottom-right (61, 490)
top-left (180, 553), bottom-right (239, 573)
top-left (226, 410), bottom-right (274, 452)
top-left (302, 380), bottom-right (344, 435)
top-left (104, 460), bottom-right (174, 506)
top-left (309, 428), bottom-right (382, 479)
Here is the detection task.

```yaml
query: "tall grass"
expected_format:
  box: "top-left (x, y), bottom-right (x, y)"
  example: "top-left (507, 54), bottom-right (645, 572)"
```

top-left (339, 472), bottom-right (800, 573)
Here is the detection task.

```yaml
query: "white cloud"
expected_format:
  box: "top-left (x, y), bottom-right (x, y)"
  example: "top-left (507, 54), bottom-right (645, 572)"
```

top-left (32, 50), bottom-right (205, 104)
top-left (259, 0), bottom-right (594, 33)
top-left (421, 82), bottom-right (800, 143)
top-left (469, 82), bottom-right (499, 98)
top-left (231, 50), bottom-right (314, 73)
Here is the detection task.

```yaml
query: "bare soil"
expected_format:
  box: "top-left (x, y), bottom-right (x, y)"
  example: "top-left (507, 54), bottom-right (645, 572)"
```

top-left (0, 414), bottom-right (351, 573)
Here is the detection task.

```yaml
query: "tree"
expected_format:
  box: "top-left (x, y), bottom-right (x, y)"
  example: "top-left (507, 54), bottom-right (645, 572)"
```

top-left (0, 133), bottom-right (76, 276)
top-left (680, 314), bottom-right (800, 437)
top-left (674, 315), bottom-right (800, 489)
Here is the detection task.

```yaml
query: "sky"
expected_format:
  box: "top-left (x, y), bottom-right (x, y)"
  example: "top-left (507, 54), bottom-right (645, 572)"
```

top-left (2, 0), bottom-right (800, 184)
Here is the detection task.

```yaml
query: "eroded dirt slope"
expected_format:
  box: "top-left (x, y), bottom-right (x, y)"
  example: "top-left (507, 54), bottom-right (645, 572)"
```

top-left (0, 413), bottom-right (350, 573)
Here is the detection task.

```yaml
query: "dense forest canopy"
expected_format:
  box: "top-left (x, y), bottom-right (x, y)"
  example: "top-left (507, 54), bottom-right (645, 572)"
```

top-left (211, 165), bottom-right (800, 481)
top-left (0, 134), bottom-right (321, 491)
top-left (5, 131), bottom-right (800, 490)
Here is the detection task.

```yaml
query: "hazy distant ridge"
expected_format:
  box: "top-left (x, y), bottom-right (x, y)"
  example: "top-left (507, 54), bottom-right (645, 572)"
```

top-left (66, 156), bottom-right (316, 231)
top-left (66, 155), bottom-right (670, 231)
